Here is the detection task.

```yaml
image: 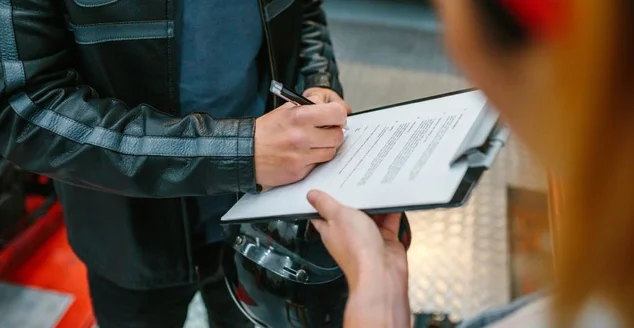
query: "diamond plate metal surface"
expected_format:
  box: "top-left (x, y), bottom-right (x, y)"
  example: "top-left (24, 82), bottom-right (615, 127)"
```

top-left (405, 138), bottom-right (545, 320)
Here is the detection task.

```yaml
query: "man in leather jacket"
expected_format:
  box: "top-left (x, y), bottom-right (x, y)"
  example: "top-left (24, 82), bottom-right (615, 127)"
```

top-left (0, 0), bottom-right (349, 326)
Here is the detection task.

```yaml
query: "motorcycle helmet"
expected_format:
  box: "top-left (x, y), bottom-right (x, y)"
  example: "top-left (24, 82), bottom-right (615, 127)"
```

top-left (222, 214), bottom-right (411, 328)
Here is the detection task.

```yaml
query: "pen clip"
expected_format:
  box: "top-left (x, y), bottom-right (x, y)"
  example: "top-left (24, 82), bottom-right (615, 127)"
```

top-left (269, 81), bottom-right (292, 105)
top-left (270, 80), bottom-right (311, 106)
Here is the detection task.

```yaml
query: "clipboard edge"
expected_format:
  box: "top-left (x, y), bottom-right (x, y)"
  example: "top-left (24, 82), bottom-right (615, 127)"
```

top-left (349, 88), bottom-right (478, 117)
top-left (220, 167), bottom-right (486, 225)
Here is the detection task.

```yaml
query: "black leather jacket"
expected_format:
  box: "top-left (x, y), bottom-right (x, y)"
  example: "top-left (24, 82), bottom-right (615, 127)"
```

top-left (0, 0), bottom-right (343, 289)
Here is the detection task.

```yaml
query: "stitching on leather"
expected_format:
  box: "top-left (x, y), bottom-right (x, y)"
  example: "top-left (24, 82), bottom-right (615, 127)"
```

top-left (8, 93), bottom-right (253, 158)
top-left (75, 35), bottom-right (170, 45)
top-left (0, 0), bottom-right (26, 93)
top-left (69, 20), bottom-right (174, 45)
top-left (70, 20), bottom-right (170, 28)
top-left (72, 0), bottom-right (118, 8)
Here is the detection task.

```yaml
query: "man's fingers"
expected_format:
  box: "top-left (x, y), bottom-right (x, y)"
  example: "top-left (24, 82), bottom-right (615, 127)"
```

top-left (307, 95), bottom-right (325, 104)
top-left (341, 101), bottom-right (353, 114)
top-left (296, 163), bottom-right (317, 181)
top-left (279, 101), bottom-right (297, 110)
top-left (303, 89), bottom-right (328, 103)
top-left (307, 190), bottom-right (345, 222)
top-left (294, 103), bottom-right (347, 128)
top-left (303, 88), bottom-right (352, 113)
top-left (329, 93), bottom-right (353, 114)
top-left (306, 148), bottom-right (337, 164)
top-left (308, 127), bottom-right (345, 148)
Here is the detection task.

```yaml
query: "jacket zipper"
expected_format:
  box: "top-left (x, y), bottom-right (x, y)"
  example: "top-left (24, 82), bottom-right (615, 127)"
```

top-left (169, 0), bottom-right (196, 284)
top-left (258, 0), bottom-right (279, 108)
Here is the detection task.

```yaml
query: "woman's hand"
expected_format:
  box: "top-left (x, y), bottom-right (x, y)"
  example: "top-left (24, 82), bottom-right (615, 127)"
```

top-left (307, 190), bottom-right (410, 328)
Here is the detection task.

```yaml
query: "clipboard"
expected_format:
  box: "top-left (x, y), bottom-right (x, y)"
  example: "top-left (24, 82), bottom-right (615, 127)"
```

top-left (360, 120), bottom-right (509, 216)
top-left (221, 89), bottom-right (509, 224)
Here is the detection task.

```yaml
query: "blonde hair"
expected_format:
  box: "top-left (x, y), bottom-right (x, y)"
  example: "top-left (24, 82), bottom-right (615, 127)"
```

top-left (547, 0), bottom-right (634, 325)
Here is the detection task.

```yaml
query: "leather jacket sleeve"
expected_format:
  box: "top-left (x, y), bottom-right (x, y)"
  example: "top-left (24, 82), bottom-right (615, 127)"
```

top-left (299, 0), bottom-right (344, 97)
top-left (0, 1), bottom-right (258, 198)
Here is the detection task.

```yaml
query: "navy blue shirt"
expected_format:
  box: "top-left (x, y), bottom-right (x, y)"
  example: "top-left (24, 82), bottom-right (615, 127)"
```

top-left (176, 1), bottom-right (267, 243)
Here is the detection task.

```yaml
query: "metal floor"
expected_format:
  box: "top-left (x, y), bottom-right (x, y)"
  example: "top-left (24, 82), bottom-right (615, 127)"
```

top-left (184, 1), bottom-right (547, 326)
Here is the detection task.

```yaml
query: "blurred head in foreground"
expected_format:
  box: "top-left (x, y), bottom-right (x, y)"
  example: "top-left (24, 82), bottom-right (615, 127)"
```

top-left (435, 0), bottom-right (634, 326)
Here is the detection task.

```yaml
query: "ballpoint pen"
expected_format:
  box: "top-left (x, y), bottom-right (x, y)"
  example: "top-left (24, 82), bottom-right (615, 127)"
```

top-left (270, 80), bottom-right (349, 130)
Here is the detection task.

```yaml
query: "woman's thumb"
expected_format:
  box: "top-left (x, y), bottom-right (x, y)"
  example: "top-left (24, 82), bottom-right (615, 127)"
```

top-left (307, 190), bottom-right (342, 222)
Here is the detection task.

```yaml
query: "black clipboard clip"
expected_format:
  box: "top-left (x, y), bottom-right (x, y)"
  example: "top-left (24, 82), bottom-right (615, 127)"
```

top-left (452, 122), bottom-right (510, 169)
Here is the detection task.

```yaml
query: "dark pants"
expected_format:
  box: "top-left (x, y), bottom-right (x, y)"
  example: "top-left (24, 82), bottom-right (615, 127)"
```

top-left (87, 242), bottom-right (252, 328)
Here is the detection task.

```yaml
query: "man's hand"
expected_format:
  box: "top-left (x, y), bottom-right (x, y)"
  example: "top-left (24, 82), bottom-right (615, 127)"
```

top-left (303, 87), bottom-right (353, 114)
top-left (254, 101), bottom-right (347, 188)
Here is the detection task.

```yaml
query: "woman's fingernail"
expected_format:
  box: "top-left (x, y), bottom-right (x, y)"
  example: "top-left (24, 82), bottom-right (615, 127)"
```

top-left (307, 190), bottom-right (318, 203)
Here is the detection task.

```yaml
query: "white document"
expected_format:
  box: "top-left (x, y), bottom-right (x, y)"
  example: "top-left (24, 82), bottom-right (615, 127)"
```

top-left (222, 90), bottom-right (489, 222)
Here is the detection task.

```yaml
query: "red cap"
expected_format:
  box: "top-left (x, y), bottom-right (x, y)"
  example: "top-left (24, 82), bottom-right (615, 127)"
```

top-left (501, 0), bottom-right (566, 38)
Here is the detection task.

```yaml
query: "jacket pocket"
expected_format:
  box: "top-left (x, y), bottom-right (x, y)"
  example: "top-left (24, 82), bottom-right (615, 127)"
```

top-left (70, 20), bottom-right (174, 45)
top-left (264, 0), bottom-right (296, 22)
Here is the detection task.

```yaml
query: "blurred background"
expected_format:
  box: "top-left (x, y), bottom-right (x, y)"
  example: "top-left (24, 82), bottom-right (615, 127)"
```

top-left (0, 1), bottom-right (552, 327)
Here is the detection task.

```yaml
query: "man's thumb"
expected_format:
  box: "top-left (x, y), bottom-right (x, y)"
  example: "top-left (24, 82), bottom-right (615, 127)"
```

top-left (307, 190), bottom-right (342, 222)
